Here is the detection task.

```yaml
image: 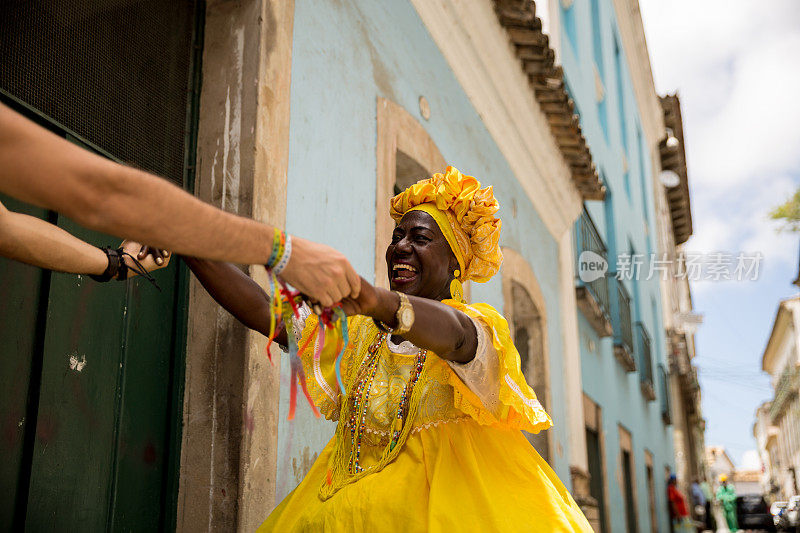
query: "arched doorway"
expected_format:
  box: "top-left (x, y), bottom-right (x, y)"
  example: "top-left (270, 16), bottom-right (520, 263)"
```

top-left (375, 97), bottom-right (446, 288)
top-left (502, 248), bottom-right (551, 462)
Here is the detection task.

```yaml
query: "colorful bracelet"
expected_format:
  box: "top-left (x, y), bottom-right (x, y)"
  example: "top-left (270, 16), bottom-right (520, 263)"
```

top-left (273, 233), bottom-right (292, 274)
top-left (266, 228), bottom-right (292, 274)
top-left (265, 228), bottom-right (286, 270)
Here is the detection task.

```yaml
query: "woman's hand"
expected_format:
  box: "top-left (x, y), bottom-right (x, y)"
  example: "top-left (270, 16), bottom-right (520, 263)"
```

top-left (120, 240), bottom-right (171, 278)
top-left (339, 276), bottom-right (379, 317)
top-left (339, 278), bottom-right (477, 363)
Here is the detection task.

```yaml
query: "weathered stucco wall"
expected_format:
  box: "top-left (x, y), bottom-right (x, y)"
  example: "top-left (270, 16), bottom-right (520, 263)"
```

top-left (178, 1), bottom-right (293, 531)
top-left (275, 0), bottom-right (572, 506)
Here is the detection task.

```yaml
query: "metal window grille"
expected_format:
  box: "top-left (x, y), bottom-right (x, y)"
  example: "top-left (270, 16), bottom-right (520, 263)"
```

top-left (659, 363), bottom-right (672, 425)
top-left (575, 208), bottom-right (611, 322)
top-left (0, 0), bottom-right (198, 184)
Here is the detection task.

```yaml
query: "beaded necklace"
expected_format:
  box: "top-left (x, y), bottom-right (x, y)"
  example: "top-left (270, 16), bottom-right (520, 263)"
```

top-left (345, 331), bottom-right (428, 473)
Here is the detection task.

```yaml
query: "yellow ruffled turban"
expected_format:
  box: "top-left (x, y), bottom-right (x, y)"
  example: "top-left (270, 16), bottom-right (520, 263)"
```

top-left (389, 166), bottom-right (503, 283)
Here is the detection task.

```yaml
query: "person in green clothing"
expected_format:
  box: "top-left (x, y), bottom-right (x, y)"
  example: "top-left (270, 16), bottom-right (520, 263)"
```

top-left (716, 474), bottom-right (738, 532)
top-left (700, 479), bottom-right (716, 531)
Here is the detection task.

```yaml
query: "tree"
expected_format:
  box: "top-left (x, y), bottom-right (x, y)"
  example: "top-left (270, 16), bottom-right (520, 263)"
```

top-left (770, 187), bottom-right (800, 232)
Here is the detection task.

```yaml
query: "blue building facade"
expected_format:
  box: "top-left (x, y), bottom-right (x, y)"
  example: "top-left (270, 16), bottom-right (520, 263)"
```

top-left (554, 0), bottom-right (675, 531)
top-left (275, 0), bottom-right (580, 504)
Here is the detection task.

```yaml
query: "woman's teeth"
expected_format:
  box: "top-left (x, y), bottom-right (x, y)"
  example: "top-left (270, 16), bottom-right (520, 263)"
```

top-left (393, 264), bottom-right (417, 279)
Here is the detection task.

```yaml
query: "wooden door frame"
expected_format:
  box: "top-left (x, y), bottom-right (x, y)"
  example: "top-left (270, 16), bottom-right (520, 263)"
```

top-left (177, 1), bottom-right (294, 531)
top-left (584, 393), bottom-right (611, 533)
top-left (500, 247), bottom-right (554, 463)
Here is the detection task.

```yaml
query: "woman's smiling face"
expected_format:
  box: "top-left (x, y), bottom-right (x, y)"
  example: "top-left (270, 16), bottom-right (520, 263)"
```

top-left (385, 210), bottom-right (458, 300)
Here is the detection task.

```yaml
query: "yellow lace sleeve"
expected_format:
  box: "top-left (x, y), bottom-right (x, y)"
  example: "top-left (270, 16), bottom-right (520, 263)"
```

top-left (444, 301), bottom-right (553, 433)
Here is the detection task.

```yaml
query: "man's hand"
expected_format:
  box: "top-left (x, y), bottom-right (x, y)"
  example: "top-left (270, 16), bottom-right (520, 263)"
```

top-left (121, 241), bottom-right (171, 278)
top-left (280, 236), bottom-right (360, 308)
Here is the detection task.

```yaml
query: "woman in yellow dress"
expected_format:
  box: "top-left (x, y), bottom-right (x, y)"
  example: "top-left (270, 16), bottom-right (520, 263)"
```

top-left (186, 166), bottom-right (592, 532)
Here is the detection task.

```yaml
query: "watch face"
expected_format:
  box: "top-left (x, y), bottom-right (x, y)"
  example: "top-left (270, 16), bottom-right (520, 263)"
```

top-left (400, 308), bottom-right (414, 325)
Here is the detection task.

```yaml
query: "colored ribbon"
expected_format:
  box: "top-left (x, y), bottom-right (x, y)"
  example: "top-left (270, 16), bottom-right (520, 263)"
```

top-left (263, 274), bottom-right (349, 421)
top-left (333, 307), bottom-right (349, 394)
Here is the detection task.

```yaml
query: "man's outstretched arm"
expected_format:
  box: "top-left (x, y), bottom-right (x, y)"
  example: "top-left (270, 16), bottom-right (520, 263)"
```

top-left (0, 200), bottom-right (169, 277)
top-left (0, 103), bottom-right (359, 306)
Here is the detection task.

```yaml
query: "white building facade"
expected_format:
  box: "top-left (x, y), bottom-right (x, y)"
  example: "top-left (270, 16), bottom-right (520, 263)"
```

top-left (756, 297), bottom-right (800, 501)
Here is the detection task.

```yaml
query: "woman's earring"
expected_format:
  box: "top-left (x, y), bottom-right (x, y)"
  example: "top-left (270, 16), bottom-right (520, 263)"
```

top-left (449, 270), bottom-right (464, 302)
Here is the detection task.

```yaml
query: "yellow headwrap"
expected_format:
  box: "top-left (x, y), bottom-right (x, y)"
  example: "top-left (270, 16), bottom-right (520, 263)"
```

top-left (389, 166), bottom-right (503, 283)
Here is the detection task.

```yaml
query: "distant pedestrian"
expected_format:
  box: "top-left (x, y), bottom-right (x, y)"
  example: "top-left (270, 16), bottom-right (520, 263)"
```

top-left (691, 478), bottom-right (707, 528)
top-left (716, 475), bottom-right (738, 532)
top-left (700, 479), bottom-right (716, 531)
top-left (668, 474), bottom-right (694, 533)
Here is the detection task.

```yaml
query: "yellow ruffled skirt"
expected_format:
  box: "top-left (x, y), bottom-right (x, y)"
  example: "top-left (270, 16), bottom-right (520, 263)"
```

top-left (259, 419), bottom-right (592, 532)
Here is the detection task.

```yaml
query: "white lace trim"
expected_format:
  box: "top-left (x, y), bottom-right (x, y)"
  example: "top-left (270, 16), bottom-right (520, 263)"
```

top-left (294, 304), bottom-right (338, 403)
top-left (386, 335), bottom-right (418, 355)
top-left (291, 304), bottom-right (311, 345)
top-left (314, 347), bottom-right (338, 403)
top-left (446, 316), bottom-right (502, 416)
top-left (412, 416), bottom-right (470, 432)
top-left (503, 374), bottom-right (543, 410)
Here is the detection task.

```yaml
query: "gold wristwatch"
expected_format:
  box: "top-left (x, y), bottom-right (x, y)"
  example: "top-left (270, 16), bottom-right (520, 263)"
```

top-left (392, 291), bottom-right (415, 335)
top-left (376, 291), bottom-right (415, 335)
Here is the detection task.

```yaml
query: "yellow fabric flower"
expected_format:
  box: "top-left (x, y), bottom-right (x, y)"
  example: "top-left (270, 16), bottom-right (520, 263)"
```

top-left (389, 166), bottom-right (503, 283)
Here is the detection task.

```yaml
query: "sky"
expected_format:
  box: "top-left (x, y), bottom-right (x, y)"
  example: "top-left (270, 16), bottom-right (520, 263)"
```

top-left (638, 0), bottom-right (800, 467)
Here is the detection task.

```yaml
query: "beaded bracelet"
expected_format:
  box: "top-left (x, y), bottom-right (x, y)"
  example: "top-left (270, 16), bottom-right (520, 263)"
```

top-left (273, 233), bottom-right (292, 274)
top-left (266, 228), bottom-right (285, 269)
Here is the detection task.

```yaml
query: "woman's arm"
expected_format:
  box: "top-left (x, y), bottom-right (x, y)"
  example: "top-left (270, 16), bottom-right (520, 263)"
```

top-left (0, 200), bottom-right (168, 276)
top-left (341, 277), bottom-right (478, 363)
top-left (183, 257), bottom-right (288, 346)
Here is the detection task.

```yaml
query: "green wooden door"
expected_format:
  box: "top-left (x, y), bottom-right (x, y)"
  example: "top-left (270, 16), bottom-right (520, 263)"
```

top-left (0, 128), bottom-right (190, 531)
top-left (23, 203), bottom-right (185, 531)
top-left (0, 1), bottom-right (201, 529)
top-left (0, 196), bottom-right (52, 528)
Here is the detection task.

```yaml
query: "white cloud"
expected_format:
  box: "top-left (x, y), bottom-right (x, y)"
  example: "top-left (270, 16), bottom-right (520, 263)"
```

top-left (685, 174), bottom-right (796, 296)
top-left (640, 0), bottom-right (800, 190)
top-left (640, 0), bottom-right (800, 292)
top-left (690, 34), bottom-right (800, 190)
top-left (740, 449), bottom-right (761, 471)
top-left (640, 0), bottom-right (800, 463)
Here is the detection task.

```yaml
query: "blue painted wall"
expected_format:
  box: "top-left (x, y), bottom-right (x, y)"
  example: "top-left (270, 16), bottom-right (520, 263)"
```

top-left (558, 0), bottom-right (674, 531)
top-left (275, 0), bottom-right (571, 505)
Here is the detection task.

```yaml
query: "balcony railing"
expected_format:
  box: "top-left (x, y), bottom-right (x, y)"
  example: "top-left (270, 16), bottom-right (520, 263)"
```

top-left (769, 364), bottom-right (800, 422)
top-left (636, 322), bottom-right (655, 401)
top-left (610, 278), bottom-right (635, 371)
top-left (574, 209), bottom-right (613, 337)
top-left (659, 364), bottom-right (672, 425)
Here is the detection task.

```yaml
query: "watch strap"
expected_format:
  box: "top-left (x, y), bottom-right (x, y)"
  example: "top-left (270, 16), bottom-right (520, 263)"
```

top-left (392, 291), bottom-right (414, 336)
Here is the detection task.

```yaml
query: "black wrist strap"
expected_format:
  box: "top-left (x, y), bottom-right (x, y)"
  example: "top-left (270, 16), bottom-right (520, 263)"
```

top-left (89, 247), bottom-right (161, 291)
top-left (89, 247), bottom-right (125, 282)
